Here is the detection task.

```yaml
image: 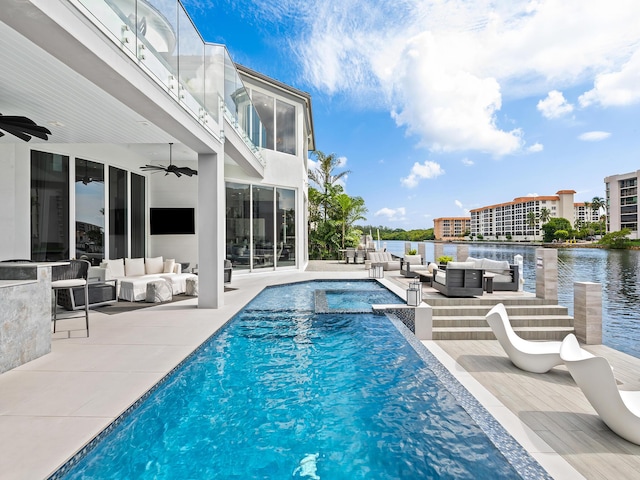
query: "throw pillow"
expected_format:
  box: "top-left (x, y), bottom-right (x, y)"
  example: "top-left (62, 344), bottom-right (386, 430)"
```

top-left (163, 259), bottom-right (176, 274)
top-left (145, 256), bottom-right (164, 275)
top-left (125, 258), bottom-right (145, 276)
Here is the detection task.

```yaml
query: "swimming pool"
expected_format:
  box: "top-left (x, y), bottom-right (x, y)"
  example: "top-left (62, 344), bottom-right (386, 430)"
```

top-left (51, 280), bottom-right (548, 479)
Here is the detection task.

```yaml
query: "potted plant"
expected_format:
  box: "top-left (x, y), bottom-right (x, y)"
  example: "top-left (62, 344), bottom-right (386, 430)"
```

top-left (437, 255), bottom-right (453, 268)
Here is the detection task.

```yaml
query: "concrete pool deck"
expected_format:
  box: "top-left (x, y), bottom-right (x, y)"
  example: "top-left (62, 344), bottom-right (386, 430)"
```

top-left (0, 262), bottom-right (633, 478)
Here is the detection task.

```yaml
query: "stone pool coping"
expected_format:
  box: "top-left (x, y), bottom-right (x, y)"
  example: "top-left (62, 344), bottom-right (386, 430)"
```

top-left (0, 269), bottom-right (581, 479)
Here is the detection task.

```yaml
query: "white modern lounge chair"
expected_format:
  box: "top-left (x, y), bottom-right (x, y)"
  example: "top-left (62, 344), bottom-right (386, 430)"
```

top-left (485, 303), bottom-right (563, 373)
top-left (560, 334), bottom-right (640, 445)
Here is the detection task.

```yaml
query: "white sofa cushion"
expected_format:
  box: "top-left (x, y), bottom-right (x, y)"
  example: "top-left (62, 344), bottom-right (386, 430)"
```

top-left (145, 256), bottom-right (164, 274)
top-left (125, 258), bottom-right (145, 277)
top-left (447, 261), bottom-right (475, 269)
top-left (163, 259), bottom-right (176, 273)
top-left (102, 258), bottom-right (125, 279)
top-left (466, 256), bottom-right (484, 269)
top-left (481, 258), bottom-right (511, 274)
top-left (434, 270), bottom-right (447, 285)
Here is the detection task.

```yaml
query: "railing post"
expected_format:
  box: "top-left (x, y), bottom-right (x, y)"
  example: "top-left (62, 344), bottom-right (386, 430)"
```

top-left (574, 282), bottom-right (602, 344)
top-left (434, 243), bottom-right (444, 262)
top-left (535, 248), bottom-right (558, 301)
top-left (456, 244), bottom-right (469, 261)
top-left (514, 254), bottom-right (524, 292)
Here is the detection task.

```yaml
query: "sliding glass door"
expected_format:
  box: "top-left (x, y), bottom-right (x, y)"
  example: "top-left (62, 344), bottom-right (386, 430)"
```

top-left (31, 151), bottom-right (69, 261)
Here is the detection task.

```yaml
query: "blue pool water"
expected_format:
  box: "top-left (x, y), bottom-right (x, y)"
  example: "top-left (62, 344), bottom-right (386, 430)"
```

top-left (53, 280), bottom-right (545, 479)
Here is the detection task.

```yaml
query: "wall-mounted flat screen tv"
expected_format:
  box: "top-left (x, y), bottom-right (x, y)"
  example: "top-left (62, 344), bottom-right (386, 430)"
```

top-left (150, 208), bottom-right (195, 235)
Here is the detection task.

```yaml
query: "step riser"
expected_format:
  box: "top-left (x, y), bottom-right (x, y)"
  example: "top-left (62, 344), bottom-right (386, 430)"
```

top-left (431, 307), bottom-right (569, 316)
top-left (433, 318), bottom-right (573, 328)
top-left (433, 330), bottom-right (571, 341)
top-left (423, 297), bottom-right (553, 307)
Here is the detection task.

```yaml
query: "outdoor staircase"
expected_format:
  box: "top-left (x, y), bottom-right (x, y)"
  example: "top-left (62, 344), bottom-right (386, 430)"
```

top-left (426, 296), bottom-right (574, 341)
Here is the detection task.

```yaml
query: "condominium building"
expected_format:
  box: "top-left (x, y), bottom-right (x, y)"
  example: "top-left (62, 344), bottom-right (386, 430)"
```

top-left (433, 217), bottom-right (471, 241)
top-left (0, 0), bottom-right (315, 308)
top-left (470, 190), bottom-right (593, 241)
top-left (605, 170), bottom-right (639, 239)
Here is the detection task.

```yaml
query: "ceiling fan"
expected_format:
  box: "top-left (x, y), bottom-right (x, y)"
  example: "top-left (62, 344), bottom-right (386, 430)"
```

top-left (140, 143), bottom-right (198, 177)
top-left (0, 113), bottom-right (51, 142)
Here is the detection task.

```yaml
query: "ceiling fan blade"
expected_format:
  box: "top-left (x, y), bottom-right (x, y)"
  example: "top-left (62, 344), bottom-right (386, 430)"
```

top-left (175, 167), bottom-right (197, 176)
top-left (0, 123), bottom-right (32, 142)
top-left (0, 114), bottom-right (51, 141)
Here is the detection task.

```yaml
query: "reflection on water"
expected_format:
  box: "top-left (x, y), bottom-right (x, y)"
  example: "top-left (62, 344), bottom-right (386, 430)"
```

top-left (385, 241), bottom-right (640, 359)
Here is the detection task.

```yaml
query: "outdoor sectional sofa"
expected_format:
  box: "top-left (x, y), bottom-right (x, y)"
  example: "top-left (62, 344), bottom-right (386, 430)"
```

top-left (431, 262), bottom-right (484, 297)
top-left (465, 257), bottom-right (519, 292)
top-left (89, 257), bottom-right (197, 301)
top-left (366, 251), bottom-right (401, 271)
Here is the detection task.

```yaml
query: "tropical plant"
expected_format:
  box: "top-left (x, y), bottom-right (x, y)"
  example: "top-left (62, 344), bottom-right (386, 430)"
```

top-left (590, 196), bottom-right (605, 221)
top-left (308, 150), bottom-right (351, 222)
top-left (599, 229), bottom-right (631, 249)
top-left (554, 229), bottom-right (569, 241)
top-left (541, 217), bottom-right (572, 242)
top-left (407, 248), bottom-right (417, 255)
top-left (437, 255), bottom-right (453, 265)
top-left (539, 207), bottom-right (551, 225)
top-left (336, 193), bottom-right (367, 249)
top-left (526, 210), bottom-right (538, 228)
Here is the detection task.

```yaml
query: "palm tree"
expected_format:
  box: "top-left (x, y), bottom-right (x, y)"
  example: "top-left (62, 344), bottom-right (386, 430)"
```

top-left (308, 151), bottom-right (351, 221)
top-left (539, 207), bottom-right (551, 225)
top-left (526, 210), bottom-right (538, 240)
top-left (590, 196), bottom-right (605, 221)
top-left (336, 194), bottom-right (367, 249)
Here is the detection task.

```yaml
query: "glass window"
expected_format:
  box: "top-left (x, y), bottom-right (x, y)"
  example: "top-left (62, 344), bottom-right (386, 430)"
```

top-left (252, 91), bottom-right (274, 150)
top-left (31, 150), bottom-right (69, 261)
top-left (276, 100), bottom-right (296, 155)
top-left (75, 159), bottom-right (104, 265)
top-left (131, 173), bottom-right (146, 258)
top-left (252, 185), bottom-right (274, 269)
top-left (226, 183), bottom-right (251, 270)
top-left (109, 166), bottom-right (128, 259)
top-left (276, 188), bottom-right (295, 267)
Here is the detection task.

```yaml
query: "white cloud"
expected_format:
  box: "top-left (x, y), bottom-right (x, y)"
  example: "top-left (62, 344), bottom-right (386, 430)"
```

top-left (291, 0), bottom-right (640, 155)
top-left (461, 158), bottom-right (474, 166)
top-left (537, 90), bottom-right (574, 119)
top-left (455, 200), bottom-right (471, 215)
top-left (579, 49), bottom-right (640, 107)
top-left (401, 160), bottom-right (444, 188)
top-left (526, 193), bottom-right (540, 197)
top-left (374, 207), bottom-right (407, 222)
top-left (527, 142), bottom-right (544, 153)
top-left (578, 131), bottom-right (611, 142)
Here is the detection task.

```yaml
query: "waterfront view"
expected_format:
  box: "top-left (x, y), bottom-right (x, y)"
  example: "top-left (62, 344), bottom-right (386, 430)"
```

top-left (385, 240), bottom-right (640, 359)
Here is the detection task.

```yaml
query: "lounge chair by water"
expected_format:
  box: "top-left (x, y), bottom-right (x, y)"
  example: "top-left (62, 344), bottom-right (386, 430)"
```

top-left (485, 303), bottom-right (563, 373)
top-left (560, 334), bottom-right (640, 445)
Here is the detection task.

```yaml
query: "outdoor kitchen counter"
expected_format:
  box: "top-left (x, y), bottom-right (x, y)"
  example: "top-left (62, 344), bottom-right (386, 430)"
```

top-left (0, 262), bottom-right (66, 374)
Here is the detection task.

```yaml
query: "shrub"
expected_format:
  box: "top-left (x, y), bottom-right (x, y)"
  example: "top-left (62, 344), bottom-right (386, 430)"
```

top-left (437, 255), bottom-right (454, 265)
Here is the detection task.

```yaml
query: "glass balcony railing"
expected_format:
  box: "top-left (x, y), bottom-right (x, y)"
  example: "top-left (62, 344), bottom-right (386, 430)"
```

top-left (71, 0), bottom-right (265, 166)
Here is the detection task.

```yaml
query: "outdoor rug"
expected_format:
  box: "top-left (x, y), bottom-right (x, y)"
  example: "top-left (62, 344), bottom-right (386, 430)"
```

top-left (95, 287), bottom-right (237, 315)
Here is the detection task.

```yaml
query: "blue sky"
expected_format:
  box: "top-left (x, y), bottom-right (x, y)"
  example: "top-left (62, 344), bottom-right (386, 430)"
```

top-left (184, 0), bottom-right (640, 230)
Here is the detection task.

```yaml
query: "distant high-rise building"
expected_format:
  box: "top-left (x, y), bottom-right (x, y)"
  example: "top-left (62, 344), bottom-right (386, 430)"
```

top-left (470, 190), bottom-right (598, 241)
top-left (433, 217), bottom-right (471, 240)
top-left (605, 171), bottom-right (639, 239)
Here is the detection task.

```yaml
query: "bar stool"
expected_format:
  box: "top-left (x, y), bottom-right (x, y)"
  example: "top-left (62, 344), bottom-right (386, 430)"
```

top-left (51, 259), bottom-right (90, 337)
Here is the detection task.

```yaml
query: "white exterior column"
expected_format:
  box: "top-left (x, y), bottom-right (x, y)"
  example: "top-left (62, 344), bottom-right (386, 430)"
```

top-left (198, 153), bottom-right (224, 308)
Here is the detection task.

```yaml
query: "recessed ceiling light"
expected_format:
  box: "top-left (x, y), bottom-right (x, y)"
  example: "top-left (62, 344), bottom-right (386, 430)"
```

top-left (137, 120), bottom-right (150, 126)
top-left (48, 121), bottom-right (64, 127)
